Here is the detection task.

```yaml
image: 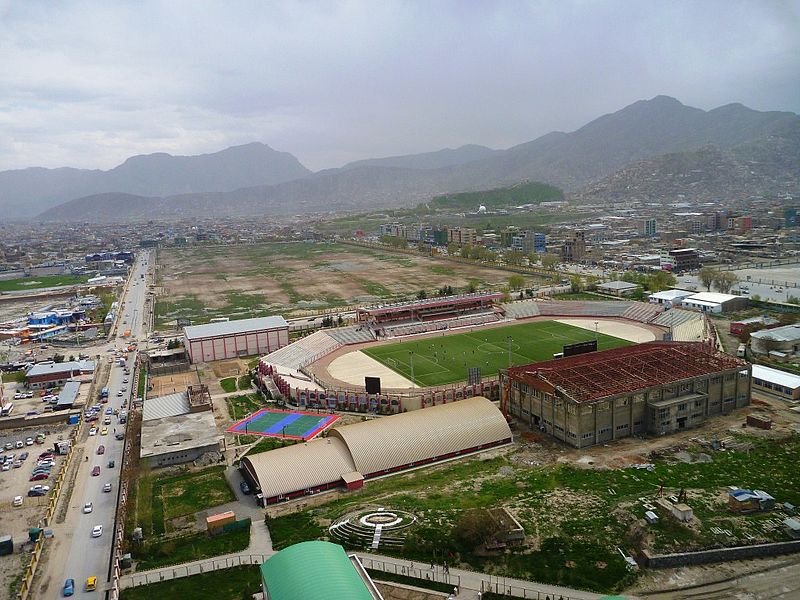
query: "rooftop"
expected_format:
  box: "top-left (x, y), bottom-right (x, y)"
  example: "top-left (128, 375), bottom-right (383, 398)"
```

top-left (750, 324), bottom-right (800, 343)
top-left (751, 365), bottom-right (800, 391)
top-left (57, 381), bottom-right (81, 407)
top-left (139, 410), bottom-right (221, 460)
top-left (649, 289), bottom-right (695, 301)
top-left (142, 391), bottom-right (190, 421)
top-left (27, 360), bottom-right (95, 378)
top-left (685, 292), bottom-right (740, 304)
top-left (597, 280), bottom-right (639, 290)
top-left (507, 342), bottom-right (746, 404)
top-left (183, 316), bottom-right (288, 340)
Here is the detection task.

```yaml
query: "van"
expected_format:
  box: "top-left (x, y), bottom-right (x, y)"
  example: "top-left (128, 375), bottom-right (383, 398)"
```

top-left (85, 576), bottom-right (97, 591)
top-left (737, 344), bottom-right (746, 358)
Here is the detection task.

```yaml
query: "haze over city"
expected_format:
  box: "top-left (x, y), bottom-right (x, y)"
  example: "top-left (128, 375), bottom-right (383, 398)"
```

top-left (1, 0), bottom-right (798, 171)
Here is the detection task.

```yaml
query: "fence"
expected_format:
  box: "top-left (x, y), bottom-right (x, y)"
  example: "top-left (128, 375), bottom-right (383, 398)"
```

top-left (357, 555), bottom-right (461, 588)
top-left (123, 554), bottom-right (271, 588)
top-left (479, 580), bottom-right (585, 599)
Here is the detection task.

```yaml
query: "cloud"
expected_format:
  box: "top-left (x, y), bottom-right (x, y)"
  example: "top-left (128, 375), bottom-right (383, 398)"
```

top-left (0, 0), bottom-right (797, 171)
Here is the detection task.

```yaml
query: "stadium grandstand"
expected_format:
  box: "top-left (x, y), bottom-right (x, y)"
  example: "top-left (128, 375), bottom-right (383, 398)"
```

top-left (240, 396), bottom-right (512, 505)
top-left (358, 291), bottom-right (503, 327)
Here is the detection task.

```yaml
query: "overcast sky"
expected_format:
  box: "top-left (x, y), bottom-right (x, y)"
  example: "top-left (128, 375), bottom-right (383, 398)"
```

top-left (0, 0), bottom-right (798, 172)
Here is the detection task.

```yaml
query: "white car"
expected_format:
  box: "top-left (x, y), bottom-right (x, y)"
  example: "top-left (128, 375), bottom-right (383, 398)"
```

top-left (83, 502), bottom-right (93, 514)
top-left (91, 525), bottom-right (103, 537)
top-left (89, 428), bottom-right (98, 436)
top-left (25, 438), bottom-right (34, 446)
top-left (13, 496), bottom-right (23, 507)
top-left (15, 441), bottom-right (23, 449)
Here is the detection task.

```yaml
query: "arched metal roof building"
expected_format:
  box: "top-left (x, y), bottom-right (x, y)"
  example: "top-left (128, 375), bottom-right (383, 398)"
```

top-left (241, 397), bottom-right (512, 505)
top-left (260, 541), bottom-right (379, 600)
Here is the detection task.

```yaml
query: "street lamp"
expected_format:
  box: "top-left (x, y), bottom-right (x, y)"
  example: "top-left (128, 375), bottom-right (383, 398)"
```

top-left (507, 336), bottom-right (513, 368)
top-left (282, 425), bottom-right (287, 439)
top-left (408, 351), bottom-right (415, 386)
top-left (594, 321), bottom-right (599, 340)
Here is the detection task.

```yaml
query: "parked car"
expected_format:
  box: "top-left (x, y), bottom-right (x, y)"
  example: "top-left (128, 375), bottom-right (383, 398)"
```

top-left (20, 452), bottom-right (28, 460)
top-left (13, 495), bottom-right (23, 507)
top-left (15, 440), bottom-right (24, 449)
top-left (91, 466), bottom-right (100, 476)
top-left (30, 472), bottom-right (49, 481)
top-left (89, 427), bottom-right (97, 436)
top-left (91, 525), bottom-right (102, 538)
top-left (239, 481), bottom-right (251, 495)
top-left (25, 437), bottom-right (33, 445)
top-left (63, 578), bottom-right (75, 597)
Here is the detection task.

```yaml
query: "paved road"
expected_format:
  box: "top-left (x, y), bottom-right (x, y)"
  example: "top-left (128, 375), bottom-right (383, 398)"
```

top-left (44, 252), bottom-right (151, 599)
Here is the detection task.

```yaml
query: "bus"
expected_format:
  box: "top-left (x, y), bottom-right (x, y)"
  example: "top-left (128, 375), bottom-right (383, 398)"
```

top-left (0, 403), bottom-right (13, 416)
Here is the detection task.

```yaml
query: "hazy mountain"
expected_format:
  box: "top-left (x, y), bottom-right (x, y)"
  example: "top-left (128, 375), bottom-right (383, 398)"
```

top-left (37, 96), bottom-right (800, 222)
top-left (576, 119), bottom-right (800, 204)
top-left (342, 144), bottom-right (500, 171)
top-left (0, 142), bottom-right (310, 218)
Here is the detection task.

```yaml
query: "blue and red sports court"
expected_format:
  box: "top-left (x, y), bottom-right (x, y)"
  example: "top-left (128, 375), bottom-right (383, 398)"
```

top-left (226, 408), bottom-right (339, 440)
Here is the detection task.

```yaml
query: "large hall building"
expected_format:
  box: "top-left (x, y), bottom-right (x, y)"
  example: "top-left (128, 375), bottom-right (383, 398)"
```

top-left (500, 342), bottom-right (750, 449)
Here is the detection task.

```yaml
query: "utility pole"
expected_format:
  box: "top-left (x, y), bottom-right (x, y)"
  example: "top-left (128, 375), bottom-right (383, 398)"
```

top-left (409, 351), bottom-right (415, 385)
top-left (507, 336), bottom-right (512, 368)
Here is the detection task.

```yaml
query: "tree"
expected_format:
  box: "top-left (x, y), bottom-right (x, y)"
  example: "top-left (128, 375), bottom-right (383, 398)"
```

top-left (699, 266), bottom-right (717, 292)
top-left (452, 509), bottom-right (499, 551)
top-left (461, 243), bottom-right (473, 258)
top-left (508, 275), bottom-right (525, 290)
top-left (570, 275), bottom-right (584, 293)
top-left (527, 253), bottom-right (540, 266)
top-left (647, 270), bottom-right (676, 293)
top-left (541, 254), bottom-right (558, 270)
top-left (467, 279), bottom-right (478, 293)
top-left (500, 286), bottom-right (511, 303)
top-left (416, 289), bottom-right (427, 300)
top-left (713, 271), bottom-right (738, 294)
top-left (505, 250), bottom-right (525, 266)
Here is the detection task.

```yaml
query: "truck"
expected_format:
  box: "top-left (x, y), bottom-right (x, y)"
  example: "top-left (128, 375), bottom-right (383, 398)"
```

top-left (737, 344), bottom-right (746, 358)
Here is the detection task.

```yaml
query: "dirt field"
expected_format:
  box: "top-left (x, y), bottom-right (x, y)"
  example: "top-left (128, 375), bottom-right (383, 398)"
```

top-left (156, 242), bottom-right (545, 327)
top-left (148, 370), bottom-right (201, 398)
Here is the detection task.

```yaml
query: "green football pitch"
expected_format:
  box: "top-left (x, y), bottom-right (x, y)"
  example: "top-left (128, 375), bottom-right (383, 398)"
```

top-left (362, 320), bottom-right (631, 386)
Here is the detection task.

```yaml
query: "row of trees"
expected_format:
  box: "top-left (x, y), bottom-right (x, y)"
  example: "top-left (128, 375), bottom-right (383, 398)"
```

top-left (699, 267), bottom-right (739, 294)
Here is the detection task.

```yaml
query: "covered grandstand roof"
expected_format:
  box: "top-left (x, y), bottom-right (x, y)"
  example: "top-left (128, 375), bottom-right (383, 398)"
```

top-left (359, 291), bottom-right (502, 315)
top-left (241, 396), bottom-right (512, 500)
top-left (242, 436), bottom-right (356, 500)
top-left (183, 316), bottom-right (287, 340)
top-left (330, 396), bottom-right (512, 475)
top-left (507, 342), bottom-right (747, 404)
top-left (260, 541), bottom-right (376, 600)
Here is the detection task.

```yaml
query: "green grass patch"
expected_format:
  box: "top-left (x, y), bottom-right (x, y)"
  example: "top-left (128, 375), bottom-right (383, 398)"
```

top-left (237, 373), bottom-right (252, 390)
top-left (267, 512), bottom-right (320, 551)
top-left (159, 467), bottom-right (235, 521)
top-left (428, 264), bottom-right (455, 275)
top-left (244, 436), bottom-right (297, 456)
top-left (0, 274), bottom-right (89, 292)
top-left (132, 527), bottom-right (250, 570)
top-left (363, 320), bottom-right (630, 386)
top-left (137, 366), bottom-right (147, 399)
top-left (220, 377), bottom-right (237, 393)
top-left (2, 370), bottom-right (26, 383)
top-left (226, 394), bottom-right (265, 421)
top-left (366, 569), bottom-right (455, 594)
top-left (119, 565), bottom-right (261, 600)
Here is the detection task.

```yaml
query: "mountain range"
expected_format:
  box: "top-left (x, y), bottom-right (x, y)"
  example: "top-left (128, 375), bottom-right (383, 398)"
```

top-left (2, 95), bottom-right (796, 222)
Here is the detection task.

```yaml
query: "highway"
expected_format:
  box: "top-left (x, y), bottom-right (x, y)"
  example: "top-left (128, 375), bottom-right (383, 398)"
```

top-left (45, 252), bottom-right (151, 599)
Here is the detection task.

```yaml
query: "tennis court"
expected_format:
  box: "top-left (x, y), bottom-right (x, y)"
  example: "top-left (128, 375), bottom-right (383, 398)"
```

top-left (226, 408), bottom-right (339, 440)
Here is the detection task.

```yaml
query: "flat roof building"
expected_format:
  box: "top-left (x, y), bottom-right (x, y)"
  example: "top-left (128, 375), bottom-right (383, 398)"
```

top-left (183, 316), bottom-right (289, 363)
top-left (649, 289), bottom-right (694, 308)
top-left (597, 281), bottom-right (640, 297)
top-left (681, 292), bottom-right (748, 314)
top-left (751, 365), bottom-right (800, 402)
top-left (26, 360), bottom-right (95, 389)
top-left (750, 324), bottom-right (800, 360)
top-left (501, 342), bottom-right (750, 448)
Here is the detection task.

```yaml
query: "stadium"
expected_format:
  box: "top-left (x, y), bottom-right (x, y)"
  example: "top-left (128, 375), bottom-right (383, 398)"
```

top-left (254, 292), bottom-right (713, 413)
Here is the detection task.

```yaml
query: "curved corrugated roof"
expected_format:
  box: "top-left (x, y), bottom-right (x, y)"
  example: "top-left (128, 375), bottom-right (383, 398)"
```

top-left (329, 396), bottom-right (512, 475)
top-left (242, 437), bottom-right (356, 499)
top-left (260, 541), bottom-right (373, 600)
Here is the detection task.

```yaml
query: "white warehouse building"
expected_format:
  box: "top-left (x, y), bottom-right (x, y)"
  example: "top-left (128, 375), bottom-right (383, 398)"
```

top-left (183, 316), bottom-right (289, 364)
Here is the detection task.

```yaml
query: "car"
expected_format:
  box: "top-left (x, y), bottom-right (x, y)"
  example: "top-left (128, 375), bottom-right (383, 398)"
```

top-left (97, 445), bottom-right (105, 455)
top-left (103, 483), bottom-right (112, 493)
top-left (27, 485), bottom-right (50, 496)
top-left (103, 417), bottom-right (112, 425)
top-left (30, 472), bottom-right (48, 481)
top-left (14, 392), bottom-right (23, 400)
top-left (89, 427), bottom-right (98, 436)
top-left (115, 432), bottom-right (124, 440)
top-left (239, 481), bottom-right (251, 495)
top-left (4, 442), bottom-right (12, 450)
top-left (12, 461), bottom-right (22, 468)
top-left (105, 407), bottom-right (113, 415)
top-left (87, 415), bottom-right (99, 422)
top-left (91, 525), bottom-right (102, 538)
top-left (107, 460), bottom-right (115, 468)
top-left (116, 391), bottom-right (123, 397)
top-left (20, 452), bottom-right (28, 460)
top-left (1, 463), bottom-right (11, 472)
top-left (13, 495), bottom-right (23, 507)
top-left (122, 378), bottom-right (129, 384)
top-left (15, 440), bottom-right (23, 449)
top-left (63, 578), bottom-right (75, 597)
top-left (26, 391), bottom-right (33, 398)
top-left (120, 387), bottom-right (127, 393)
top-left (100, 428), bottom-right (108, 436)
top-left (25, 437), bottom-right (33, 445)
top-left (83, 502), bottom-right (93, 514)
top-left (91, 466), bottom-right (100, 476)
top-left (39, 452), bottom-right (54, 459)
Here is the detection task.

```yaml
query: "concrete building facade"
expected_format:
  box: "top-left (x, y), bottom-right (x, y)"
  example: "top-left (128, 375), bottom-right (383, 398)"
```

top-left (501, 342), bottom-right (750, 449)
top-left (183, 316), bottom-right (289, 363)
